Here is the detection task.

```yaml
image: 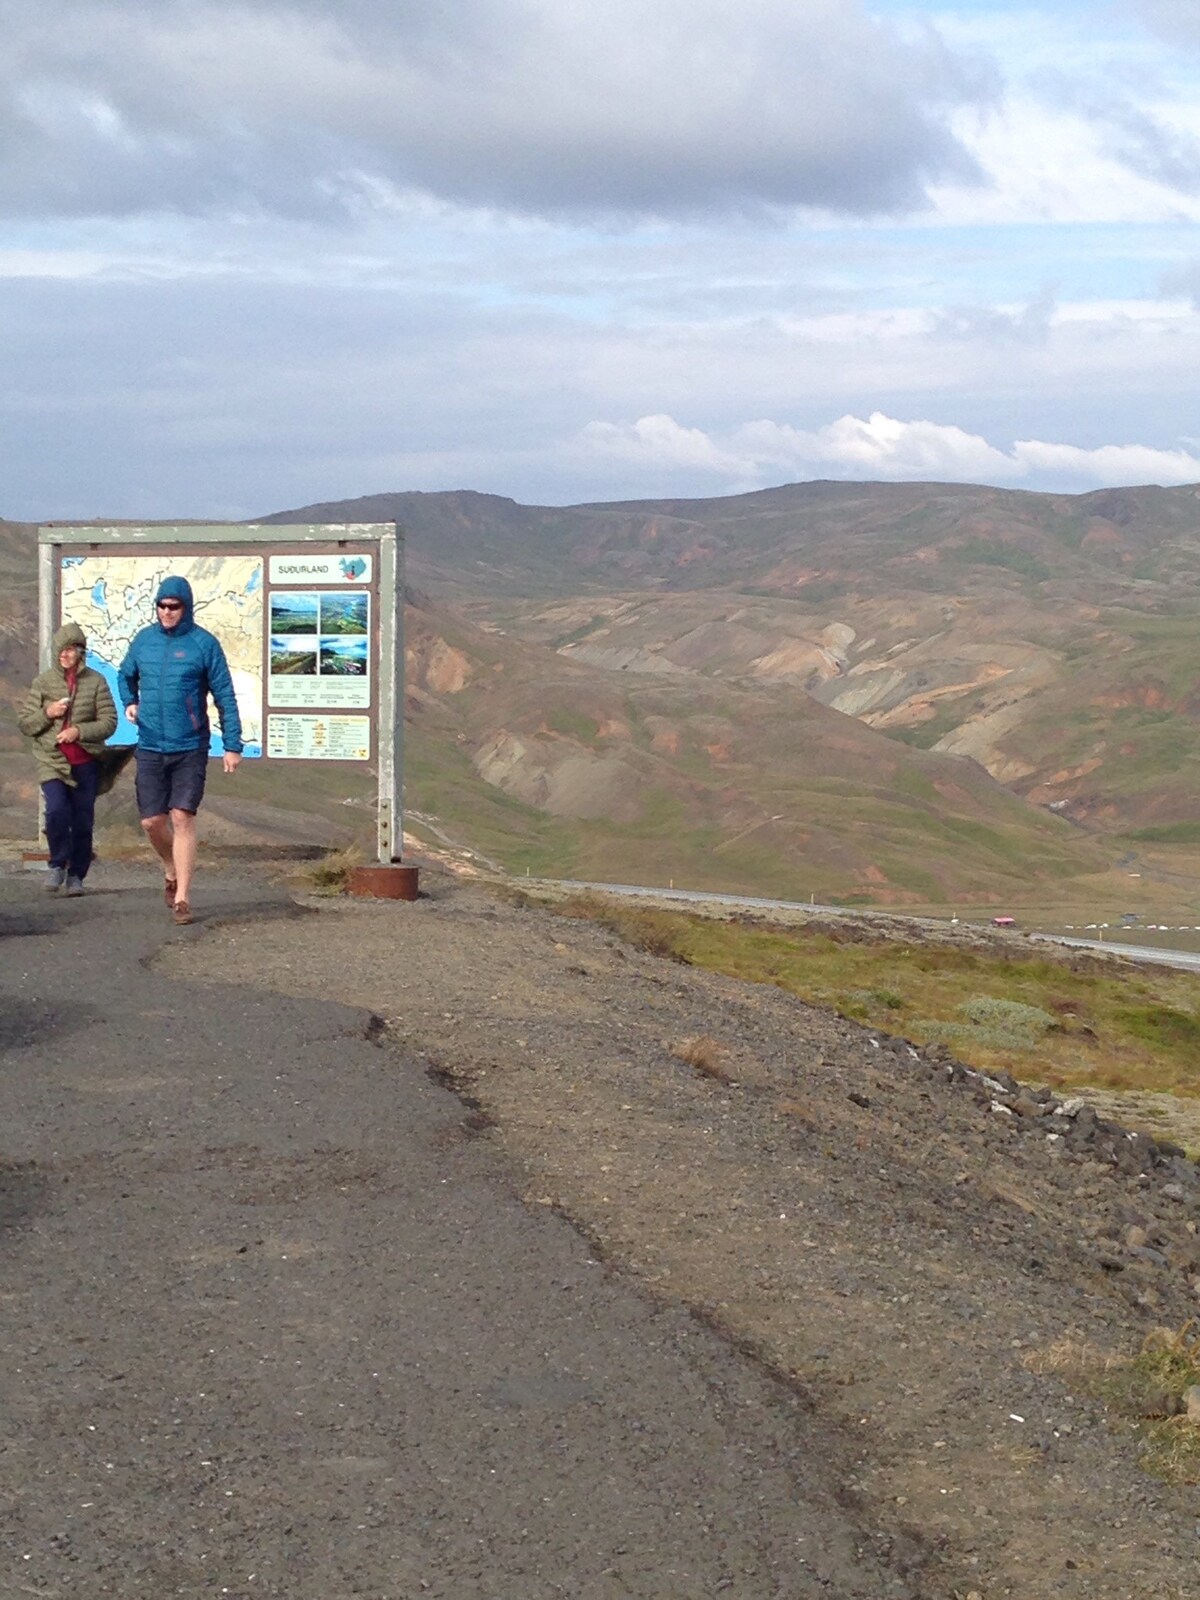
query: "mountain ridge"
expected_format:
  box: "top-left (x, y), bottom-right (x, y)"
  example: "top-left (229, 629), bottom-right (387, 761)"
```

top-left (5, 479), bottom-right (1200, 902)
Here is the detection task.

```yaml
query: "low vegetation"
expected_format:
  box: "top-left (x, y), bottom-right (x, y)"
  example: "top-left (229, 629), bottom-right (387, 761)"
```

top-left (1031, 1325), bottom-right (1200, 1485)
top-left (669, 1033), bottom-right (735, 1084)
top-left (298, 844), bottom-right (364, 894)
top-left (558, 896), bottom-right (1200, 1102)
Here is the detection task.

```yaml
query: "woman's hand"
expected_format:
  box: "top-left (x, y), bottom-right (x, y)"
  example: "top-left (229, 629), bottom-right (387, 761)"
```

top-left (55, 725), bottom-right (80, 745)
top-left (47, 697), bottom-right (70, 718)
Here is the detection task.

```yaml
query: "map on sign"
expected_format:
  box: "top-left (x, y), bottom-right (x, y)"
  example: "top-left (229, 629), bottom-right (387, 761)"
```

top-left (59, 553), bottom-right (264, 757)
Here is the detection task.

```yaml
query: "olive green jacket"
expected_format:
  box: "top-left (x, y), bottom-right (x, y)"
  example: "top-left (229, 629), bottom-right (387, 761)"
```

top-left (18, 663), bottom-right (119, 788)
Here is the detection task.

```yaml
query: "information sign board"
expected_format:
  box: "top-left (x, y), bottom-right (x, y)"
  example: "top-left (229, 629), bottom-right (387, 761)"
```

top-left (38, 523), bottom-right (404, 863)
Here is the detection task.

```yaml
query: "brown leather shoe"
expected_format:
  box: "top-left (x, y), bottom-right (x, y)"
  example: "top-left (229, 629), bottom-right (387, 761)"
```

top-left (172, 901), bottom-right (193, 926)
top-left (164, 878), bottom-right (178, 908)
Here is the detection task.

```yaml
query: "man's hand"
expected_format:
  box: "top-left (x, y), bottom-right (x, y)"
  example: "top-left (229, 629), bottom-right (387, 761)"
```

top-left (55, 725), bottom-right (80, 745)
top-left (223, 751), bottom-right (242, 774)
top-left (125, 705), bottom-right (139, 724)
top-left (47, 697), bottom-right (70, 718)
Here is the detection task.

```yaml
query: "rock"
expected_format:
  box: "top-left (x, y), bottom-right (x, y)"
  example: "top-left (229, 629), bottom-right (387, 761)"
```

top-left (1012, 1095), bottom-right (1045, 1118)
top-left (1185, 1386), bottom-right (1200, 1423)
top-left (1129, 1245), bottom-right (1170, 1269)
top-left (1162, 1183), bottom-right (1186, 1202)
top-left (1125, 1225), bottom-right (1149, 1251)
top-left (1140, 1386), bottom-right (1181, 1419)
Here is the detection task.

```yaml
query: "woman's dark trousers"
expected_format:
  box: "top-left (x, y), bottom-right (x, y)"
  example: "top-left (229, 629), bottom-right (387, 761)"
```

top-left (42, 763), bottom-right (99, 880)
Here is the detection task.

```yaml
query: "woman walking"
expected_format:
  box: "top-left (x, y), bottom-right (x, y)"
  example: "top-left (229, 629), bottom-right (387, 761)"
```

top-left (19, 622), bottom-right (118, 895)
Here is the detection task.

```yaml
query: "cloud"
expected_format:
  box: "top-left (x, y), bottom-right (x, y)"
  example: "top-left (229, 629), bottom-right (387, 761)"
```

top-left (577, 411), bottom-right (1200, 491)
top-left (932, 288), bottom-right (1056, 345)
top-left (1161, 259), bottom-right (1200, 303)
top-left (1135, 2), bottom-right (1200, 47)
top-left (0, 0), bottom-right (994, 222)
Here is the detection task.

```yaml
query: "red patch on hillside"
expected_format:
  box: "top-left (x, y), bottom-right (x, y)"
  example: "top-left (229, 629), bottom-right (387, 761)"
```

top-left (1093, 683), bottom-right (1170, 712)
top-left (1081, 520), bottom-right (1124, 551)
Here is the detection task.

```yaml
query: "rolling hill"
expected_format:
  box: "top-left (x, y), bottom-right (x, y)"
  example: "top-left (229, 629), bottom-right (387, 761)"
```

top-left (5, 478), bottom-right (1200, 904)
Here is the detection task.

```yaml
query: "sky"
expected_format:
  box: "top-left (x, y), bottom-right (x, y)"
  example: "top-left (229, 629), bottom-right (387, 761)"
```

top-left (2, 0), bottom-right (1199, 518)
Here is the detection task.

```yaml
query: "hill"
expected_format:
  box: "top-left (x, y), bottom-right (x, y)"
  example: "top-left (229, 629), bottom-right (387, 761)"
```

top-left (6, 479), bottom-right (1200, 904)
top-left (269, 481), bottom-right (1200, 836)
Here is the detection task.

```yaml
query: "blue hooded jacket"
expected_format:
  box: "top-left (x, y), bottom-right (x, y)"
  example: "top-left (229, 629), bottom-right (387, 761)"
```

top-left (117, 576), bottom-right (244, 755)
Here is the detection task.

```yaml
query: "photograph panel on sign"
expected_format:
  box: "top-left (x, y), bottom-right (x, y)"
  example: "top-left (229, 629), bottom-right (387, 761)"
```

top-left (270, 591), bottom-right (320, 635)
top-left (319, 635), bottom-right (368, 676)
top-left (270, 635), bottom-right (318, 675)
top-left (319, 591), bottom-right (369, 635)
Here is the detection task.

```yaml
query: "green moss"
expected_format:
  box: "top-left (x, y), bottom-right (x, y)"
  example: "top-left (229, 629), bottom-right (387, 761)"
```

top-left (1127, 823), bottom-right (1200, 844)
top-left (1116, 1004), bottom-right (1200, 1055)
top-left (542, 707), bottom-right (601, 743)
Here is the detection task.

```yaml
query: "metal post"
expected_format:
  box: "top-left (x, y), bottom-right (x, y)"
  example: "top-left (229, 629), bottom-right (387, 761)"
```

top-left (376, 525), bottom-right (399, 864)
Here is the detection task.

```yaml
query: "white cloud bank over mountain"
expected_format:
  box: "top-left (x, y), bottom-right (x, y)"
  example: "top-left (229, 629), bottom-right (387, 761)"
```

top-left (579, 413), bottom-right (1200, 492)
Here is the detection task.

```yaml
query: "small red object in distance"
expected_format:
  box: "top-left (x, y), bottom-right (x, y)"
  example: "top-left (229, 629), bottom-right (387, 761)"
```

top-left (991, 915), bottom-right (1016, 927)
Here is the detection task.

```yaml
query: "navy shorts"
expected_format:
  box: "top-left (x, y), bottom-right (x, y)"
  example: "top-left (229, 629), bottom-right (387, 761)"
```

top-left (135, 747), bottom-right (210, 818)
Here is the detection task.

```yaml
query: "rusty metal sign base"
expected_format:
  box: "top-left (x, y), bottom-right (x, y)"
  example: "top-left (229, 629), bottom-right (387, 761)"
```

top-left (348, 863), bottom-right (420, 901)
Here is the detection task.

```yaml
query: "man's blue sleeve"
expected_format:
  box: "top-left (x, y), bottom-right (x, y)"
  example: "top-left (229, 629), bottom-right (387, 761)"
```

top-left (204, 637), bottom-right (244, 754)
top-left (117, 639), bottom-right (140, 708)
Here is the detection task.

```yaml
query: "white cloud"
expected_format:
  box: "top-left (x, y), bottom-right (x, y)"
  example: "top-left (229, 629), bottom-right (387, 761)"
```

top-left (930, 96), bottom-right (1200, 226)
top-left (0, 0), bottom-right (993, 222)
top-left (1135, 1), bottom-right (1200, 47)
top-left (575, 411), bottom-right (1200, 491)
top-left (1011, 437), bottom-right (1200, 483)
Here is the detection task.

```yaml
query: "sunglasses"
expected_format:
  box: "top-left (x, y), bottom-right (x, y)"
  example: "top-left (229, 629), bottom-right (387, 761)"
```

top-left (157, 600), bottom-right (184, 612)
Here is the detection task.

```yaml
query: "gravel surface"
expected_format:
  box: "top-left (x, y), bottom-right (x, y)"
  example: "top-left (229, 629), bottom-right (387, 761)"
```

top-left (152, 866), bottom-right (1200, 1600)
top-left (2, 859), bottom-right (933, 1600)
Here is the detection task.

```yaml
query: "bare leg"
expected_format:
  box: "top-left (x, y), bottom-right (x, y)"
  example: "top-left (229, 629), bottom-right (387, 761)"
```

top-left (141, 813), bottom-right (175, 879)
top-left (170, 808), bottom-right (198, 905)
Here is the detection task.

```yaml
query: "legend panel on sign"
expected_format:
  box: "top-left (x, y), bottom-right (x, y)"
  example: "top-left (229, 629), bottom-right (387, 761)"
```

top-left (267, 714), bottom-right (372, 761)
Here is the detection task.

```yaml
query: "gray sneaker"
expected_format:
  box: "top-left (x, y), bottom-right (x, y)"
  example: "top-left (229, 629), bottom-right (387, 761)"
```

top-left (45, 866), bottom-right (66, 892)
top-left (63, 875), bottom-right (85, 897)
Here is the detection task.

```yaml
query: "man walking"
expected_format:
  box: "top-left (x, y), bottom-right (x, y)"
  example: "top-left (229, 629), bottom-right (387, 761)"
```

top-left (118, 576), bottom-right (243, 925)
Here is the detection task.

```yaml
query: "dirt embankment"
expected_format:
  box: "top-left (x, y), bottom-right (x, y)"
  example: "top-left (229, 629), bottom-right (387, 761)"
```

top-left (161, 871), bottom-right (1200, 1600)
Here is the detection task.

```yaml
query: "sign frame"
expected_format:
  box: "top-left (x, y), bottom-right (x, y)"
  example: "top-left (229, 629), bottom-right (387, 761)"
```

top-left (37, 522), bottom-right (405, 866)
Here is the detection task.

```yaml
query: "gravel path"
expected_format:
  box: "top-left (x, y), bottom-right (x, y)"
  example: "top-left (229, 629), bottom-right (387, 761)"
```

top-left (1, 860), bottom-right (923, 1599)
top-left (153, 867), bottom-right (1200, 1600)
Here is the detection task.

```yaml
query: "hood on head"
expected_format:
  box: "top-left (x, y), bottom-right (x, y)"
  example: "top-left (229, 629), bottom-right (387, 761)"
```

top-left (52, 621), bottom-right (87, 654)
top-left (155, 575), bottom-right (194, 628)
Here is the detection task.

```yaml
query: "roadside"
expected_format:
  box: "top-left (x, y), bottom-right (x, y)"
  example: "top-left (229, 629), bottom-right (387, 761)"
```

top-left (161, 865), bottom-right (1200, 1600)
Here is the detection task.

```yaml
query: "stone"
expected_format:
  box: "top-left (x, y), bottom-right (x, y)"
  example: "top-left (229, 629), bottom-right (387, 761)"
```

top-left (1185, 1386), bottom-right (1200, 1423)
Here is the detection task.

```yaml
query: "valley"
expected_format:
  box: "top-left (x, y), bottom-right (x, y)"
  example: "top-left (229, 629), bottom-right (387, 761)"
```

top-left (5, 477), bottom-right (1200, 912)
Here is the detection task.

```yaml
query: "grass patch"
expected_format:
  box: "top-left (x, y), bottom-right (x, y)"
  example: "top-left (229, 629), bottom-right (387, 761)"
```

top-left (542, 706), bottom-right (601, 743)
top-left (1031, 1326), bottom-right (1200, 1485)
top-left (670, 1034), bottom-right (736, 1084)
top-left (297, 845), bottom-right (364, 894)
top-left (1118, 1005), bottom-right (1200, 1053)
top-left (1128, 822), bottom-right (1200, 845)
top-left (554, 898), bottom-right (1200, 1098)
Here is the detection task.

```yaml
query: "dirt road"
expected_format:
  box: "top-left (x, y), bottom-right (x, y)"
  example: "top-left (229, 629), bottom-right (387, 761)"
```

top-left (154, 866), bottom-right (1200, 1600)
top-left (1, 861), bottom-right (924, 1599)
